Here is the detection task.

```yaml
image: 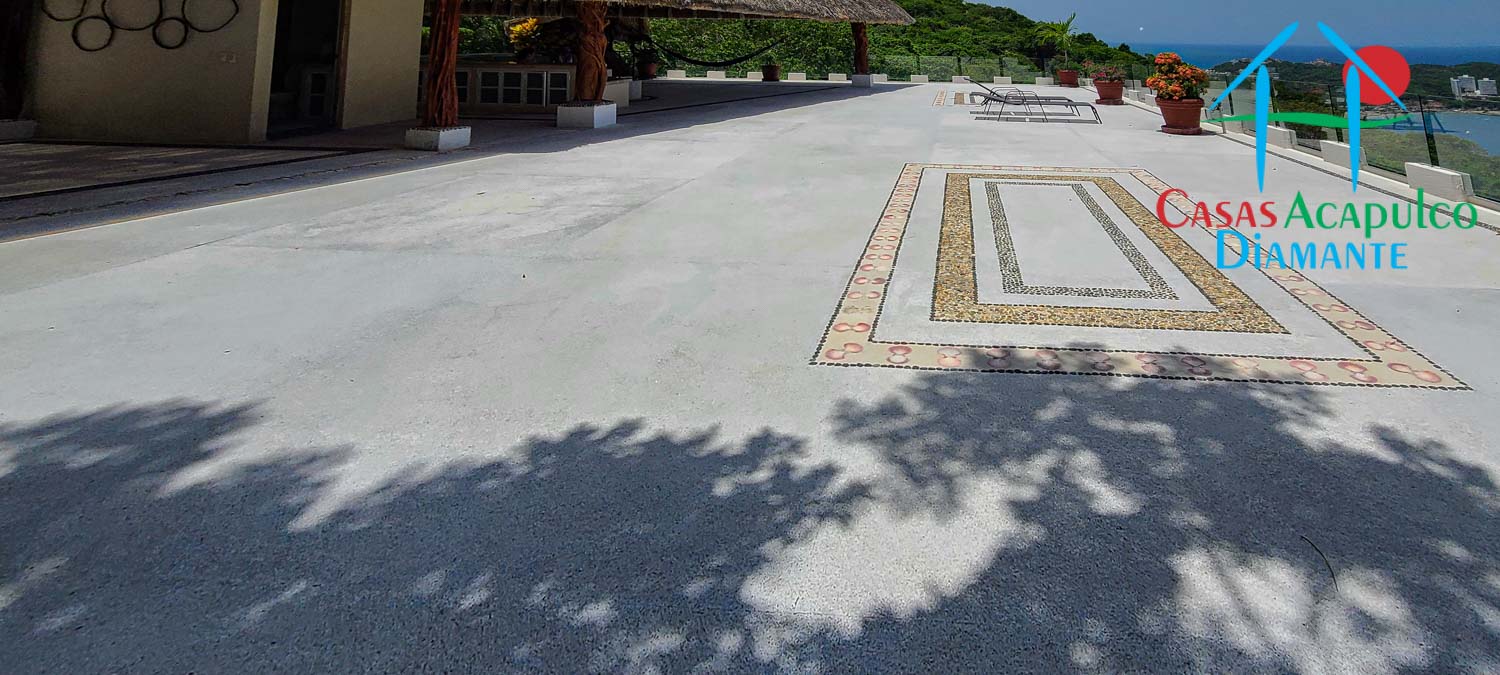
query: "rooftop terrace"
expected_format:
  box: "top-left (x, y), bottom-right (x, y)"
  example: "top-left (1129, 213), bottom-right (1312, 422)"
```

top-left (2, 80), bottom-right (1499, 672)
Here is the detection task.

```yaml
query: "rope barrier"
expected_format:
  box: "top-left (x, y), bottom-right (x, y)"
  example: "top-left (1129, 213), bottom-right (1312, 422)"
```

top-left (649, 37), bottom-right (783, 69)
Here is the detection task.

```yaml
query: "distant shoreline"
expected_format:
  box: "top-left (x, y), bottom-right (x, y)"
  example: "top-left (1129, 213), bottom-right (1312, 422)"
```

top-left (1130, 43), bottom-right (1500, 68)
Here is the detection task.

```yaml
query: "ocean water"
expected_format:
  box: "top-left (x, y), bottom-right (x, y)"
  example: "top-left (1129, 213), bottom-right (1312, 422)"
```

top-left (1131, 44), bottom-right (1500, 67)
top-left (1424, 112), bottom-right (1500, 153)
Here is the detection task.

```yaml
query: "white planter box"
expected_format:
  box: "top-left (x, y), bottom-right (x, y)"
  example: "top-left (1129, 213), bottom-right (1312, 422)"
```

top-left (1405, 162), bottom-right (1476, 201)
top-left (852, 74), bottom-right (875, 88)
top-left (1320, 141), bottom-right (1368, 169)
top-left (744, 72), bottom-right (762, 81)
top-left (828, 73), bottom-right (847, 82)
top-left (951, 76), bottom-right (968, 83)
top-left (706, 70), bottom-right (726, 79)
top-left (872, 74), bottom-right (889, 83)
top-left (629, 80), bottom-right (643, 100)
top-left (788, 72), bottom-right (808, 81)
top-left (1265, 126), bottom-right (1296, 148)
top-left (557, 102), bottom-right (617, 129)
top-left (0, 119), bottom-right (38, 140)
top-left (994, 76), bottom-right (1012, 85)
top-left (1035, 76), bottom-right (1055, 86)
top-left (603, 79), bottom-right (632, 108)
top-left (910, 75), bottom-right (930, 83)
top-left (404, 126), bottom-right (470, 152)
top-left (666, 69), bottom-right (687, 79)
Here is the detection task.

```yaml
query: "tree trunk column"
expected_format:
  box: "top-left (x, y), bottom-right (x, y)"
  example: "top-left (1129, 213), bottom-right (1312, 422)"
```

top-left (422, 0), bottom-right (463, 128)
top-left (852, 22), bottom-right (870, 75)
top-left (575, 2), bottom-right (608, 102)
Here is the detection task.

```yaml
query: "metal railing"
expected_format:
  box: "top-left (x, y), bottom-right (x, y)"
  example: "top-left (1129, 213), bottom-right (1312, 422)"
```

top-left (1202, 76), bottom-right (1500, 202)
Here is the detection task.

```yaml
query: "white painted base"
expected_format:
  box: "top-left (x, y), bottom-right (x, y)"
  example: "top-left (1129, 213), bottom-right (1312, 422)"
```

top-left (629, 80), bottom-right (643, 100)
top-left (666, 69), bottom-right (687, 79)
top-left (0, 119), bottom-right (38, 141)
top-left (1320, 141), bottom-right (1368, 169)
top-left (788, 72), bottom-right (808, 81)
top-left (1405, 162), bottom-right (1476, 201)
top-left (910, 75), bottom-right (930, 83)
top-left (1035, 76), bottom-right (1055, 86)
top-left (557, 102), bottom-right (617, 129)
top-left (603, 79), bottom-right (632, 108)
top-left (873, 74), bottom-right (889, 83)
top-left (852, 74), bottom-right (875, 88)
top-left (744, 72), bottom-right (762, 81)
top-left (1265, 126), bottom-right (1296, 148)
top-left (707, 70), bottom-right (726, 79)
top-left (828, 73), bottom-right (847, 82)
top-left (404, 126), bottom-right (470, 152)
top-left (994, 76), bottom-right (1013, 85)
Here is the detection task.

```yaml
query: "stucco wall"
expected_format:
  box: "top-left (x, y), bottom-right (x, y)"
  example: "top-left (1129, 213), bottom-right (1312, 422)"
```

top-left (339, 0), bottom-right (422, 129)
top-left (28, 0), bottom-right (278, 144)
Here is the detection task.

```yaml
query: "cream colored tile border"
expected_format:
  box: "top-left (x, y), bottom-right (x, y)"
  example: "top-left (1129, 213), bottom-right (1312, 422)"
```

top-left (811, 163), bottom-right (1468, 389)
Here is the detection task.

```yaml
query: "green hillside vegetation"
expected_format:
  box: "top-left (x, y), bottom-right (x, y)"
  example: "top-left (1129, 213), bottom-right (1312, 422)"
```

top-left (440, 1), bottom-right (1146, 78)
top-left (650, 0), bottom-right (1146, 76)
top-left (1364, 129), bottom-right (1500, 199)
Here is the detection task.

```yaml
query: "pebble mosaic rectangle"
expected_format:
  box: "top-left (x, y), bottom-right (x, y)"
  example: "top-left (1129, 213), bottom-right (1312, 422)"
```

top-left (811, 163), bottom-right (1468, 389)
top-left (936, 173), bottom-right (1283, 332)
top-left (982, 180), bottom-right (1177, 300)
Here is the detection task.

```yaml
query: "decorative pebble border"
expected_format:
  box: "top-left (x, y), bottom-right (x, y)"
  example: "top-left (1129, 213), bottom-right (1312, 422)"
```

top-left (936, 172), bottom-right (1283, 333)
top-left (983, 180), bottom-right (1177, 300)
top-left (810, 163), bottom-right (1468, 390)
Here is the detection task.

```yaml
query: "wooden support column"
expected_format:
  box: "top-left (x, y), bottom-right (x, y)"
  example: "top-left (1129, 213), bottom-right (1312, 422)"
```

top-left (575, 2), bottom-right (609, 102)
top-left (852, 22), bottom-right (870, 75)
top-left (422, 0), bottom-right (463, 128)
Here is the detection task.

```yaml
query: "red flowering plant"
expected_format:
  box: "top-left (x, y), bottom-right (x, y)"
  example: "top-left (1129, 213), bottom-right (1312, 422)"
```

top-left (1144, 52), bottom-right (1208, 100)
top-left (1084, 60), bottom-right (1125, 82)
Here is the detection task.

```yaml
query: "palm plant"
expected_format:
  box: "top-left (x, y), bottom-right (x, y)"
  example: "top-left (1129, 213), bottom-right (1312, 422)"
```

top-left (1036, 13), bottom-right (1078, 66)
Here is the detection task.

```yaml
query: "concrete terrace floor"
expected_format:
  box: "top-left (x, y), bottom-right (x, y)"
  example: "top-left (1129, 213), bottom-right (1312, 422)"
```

top-left (2, 81), bottom-right (1499, 673)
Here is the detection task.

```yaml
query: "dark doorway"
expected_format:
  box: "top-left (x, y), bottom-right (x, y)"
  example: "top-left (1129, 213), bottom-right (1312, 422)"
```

top-left (267, 0), bottom-right (342, 138)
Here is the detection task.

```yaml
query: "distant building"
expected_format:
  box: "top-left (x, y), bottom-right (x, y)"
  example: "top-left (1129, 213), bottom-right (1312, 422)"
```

top-left (1452, 74), bottom-right (1478, 97)
top-left (1480, 78), bottom-right (1499, 96)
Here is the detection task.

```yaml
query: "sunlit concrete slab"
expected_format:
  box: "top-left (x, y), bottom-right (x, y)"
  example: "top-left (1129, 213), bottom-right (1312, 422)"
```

top-left (2, 79), bottom-right (1500, 673)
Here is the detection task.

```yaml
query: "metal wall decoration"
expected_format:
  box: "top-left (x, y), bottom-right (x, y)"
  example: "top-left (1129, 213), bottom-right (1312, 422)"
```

top-left (41, 0), bottom-right (240, 52)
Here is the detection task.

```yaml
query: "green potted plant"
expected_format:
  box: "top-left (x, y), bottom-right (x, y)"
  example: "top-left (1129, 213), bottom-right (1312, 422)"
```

top-left (761, 61), bottom-right (782, 82)
top-left (1055, 58), bottom-right (1081, 87)
top-left (1087, 61), bottom-right (1126, 105)
top-left (1038, 14), bottom-right (1079, 86)
top-left (633, 43), bottom-right (660, 80)
top-left (1145, 52), bottom-right (1209, 134)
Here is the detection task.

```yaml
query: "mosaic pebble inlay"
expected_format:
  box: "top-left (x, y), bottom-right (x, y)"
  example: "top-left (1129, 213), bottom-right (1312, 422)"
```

top-left (984, 180), bottom-right (1177, 300)
top-left (812, 163), bottom-right (1468, 389)
top-left (934, 172), bottom-right (1284, 333)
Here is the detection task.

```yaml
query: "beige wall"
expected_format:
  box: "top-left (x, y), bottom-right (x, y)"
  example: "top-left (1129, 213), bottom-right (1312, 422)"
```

top-left (339, 0), bottom-right (423, 129)
top-left (29, 0), bottom-right (279, 144)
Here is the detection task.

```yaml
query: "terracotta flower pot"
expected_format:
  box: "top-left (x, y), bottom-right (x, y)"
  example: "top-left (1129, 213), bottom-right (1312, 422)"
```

top-left (1057, 69), bottom-right (1079, 87)
top-left (762, 64), bottom-right (781, 82)
top-left (1094, 80), bottom-right (1125, 105)
top-left (1156, 97), bottom-right (1204, 135)
top-left (637, 62), bottom-right (658, 80)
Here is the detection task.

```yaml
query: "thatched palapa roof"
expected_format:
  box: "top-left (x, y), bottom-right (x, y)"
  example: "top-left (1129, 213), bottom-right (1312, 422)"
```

top-left (448, 0), bottom-right (916, 24)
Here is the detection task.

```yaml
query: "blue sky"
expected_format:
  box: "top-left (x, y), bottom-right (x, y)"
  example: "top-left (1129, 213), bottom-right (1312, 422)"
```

top-left (981, 0), bottom-right (1500, 46)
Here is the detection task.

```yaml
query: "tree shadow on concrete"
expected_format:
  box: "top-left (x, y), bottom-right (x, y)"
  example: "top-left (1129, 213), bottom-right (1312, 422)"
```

top-left (830, 372), bottom-right (1500, 672)
top-left (0, 400), bottom-right (874, 672)
top-left (1, 373), bottom-right (1496, 672)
